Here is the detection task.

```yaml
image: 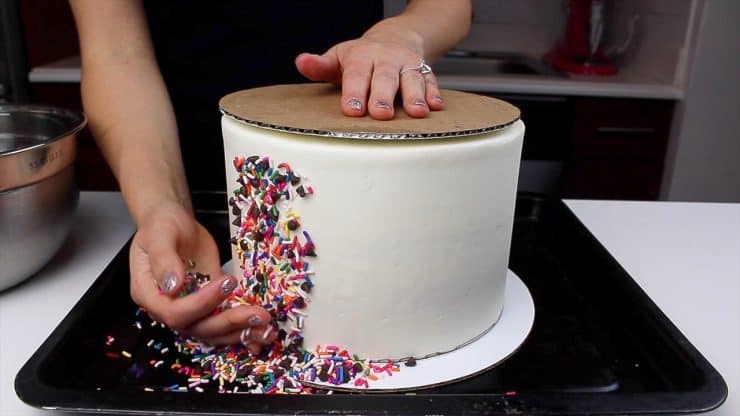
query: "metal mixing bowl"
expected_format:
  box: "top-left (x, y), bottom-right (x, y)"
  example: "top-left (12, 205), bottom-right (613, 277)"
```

top-left (0, 105), bottom-right (86, 291)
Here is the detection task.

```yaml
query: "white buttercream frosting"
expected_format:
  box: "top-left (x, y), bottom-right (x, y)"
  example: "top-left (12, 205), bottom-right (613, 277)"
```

top-left (222, 117), bottom-right (524, 360)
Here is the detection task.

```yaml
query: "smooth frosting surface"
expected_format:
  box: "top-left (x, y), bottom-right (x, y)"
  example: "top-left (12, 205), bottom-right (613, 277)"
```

top-left (222, 117), bottom-right (524, 360)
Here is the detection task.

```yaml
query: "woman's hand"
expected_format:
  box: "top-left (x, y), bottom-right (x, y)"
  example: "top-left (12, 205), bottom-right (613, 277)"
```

top-left (129, 202), bottom-right (276, 352)
top-left (295, 32), bottom-right (444, 120)
top-left (295, 0), bottom-right (472, 120)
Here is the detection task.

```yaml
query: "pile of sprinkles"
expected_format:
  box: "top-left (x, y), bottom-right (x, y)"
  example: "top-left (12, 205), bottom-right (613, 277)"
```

top-left (104, 155), bottom-right (413, 394)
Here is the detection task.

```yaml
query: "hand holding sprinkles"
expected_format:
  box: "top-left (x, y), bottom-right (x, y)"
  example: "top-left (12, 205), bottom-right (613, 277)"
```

top-left (104, 155), bottom-right (408, 394)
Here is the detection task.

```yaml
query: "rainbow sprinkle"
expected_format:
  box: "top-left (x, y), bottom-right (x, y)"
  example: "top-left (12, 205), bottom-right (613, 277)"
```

top-left (104, 155), bottom-right (408, 394)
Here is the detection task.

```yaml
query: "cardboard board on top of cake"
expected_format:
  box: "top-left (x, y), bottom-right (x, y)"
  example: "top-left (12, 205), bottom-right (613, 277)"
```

top-left (219, 82), bottom-right (521, 139)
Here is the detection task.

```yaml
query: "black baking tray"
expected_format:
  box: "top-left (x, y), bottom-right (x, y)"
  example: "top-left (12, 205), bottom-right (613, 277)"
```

top-left (15, 193), bottom-right (727, 415)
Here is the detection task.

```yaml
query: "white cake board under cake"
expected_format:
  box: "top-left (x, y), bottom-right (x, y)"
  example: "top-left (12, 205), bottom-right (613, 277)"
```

top-left (221, 262), bottom-right (535, 392)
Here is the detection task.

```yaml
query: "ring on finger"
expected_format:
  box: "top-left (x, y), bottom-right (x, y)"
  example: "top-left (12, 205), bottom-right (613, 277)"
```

top-left (400, 60), bottom-right (433, 76)
top-left (240, 328), bottom-right (251, 346)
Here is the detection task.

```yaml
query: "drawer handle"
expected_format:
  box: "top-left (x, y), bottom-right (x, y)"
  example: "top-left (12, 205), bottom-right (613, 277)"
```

top-left (596, 127), bottom-right (656, 135)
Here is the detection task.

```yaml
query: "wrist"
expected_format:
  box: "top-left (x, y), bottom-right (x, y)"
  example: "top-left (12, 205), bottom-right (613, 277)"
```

top-left (363, 18), bottom-right (425, 58)
top-left (123, 183), bottom-right (192, 226)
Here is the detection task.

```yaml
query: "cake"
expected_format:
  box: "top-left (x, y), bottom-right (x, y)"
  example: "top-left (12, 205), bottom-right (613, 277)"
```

top-left (221, 83), bottom-right (523, 361)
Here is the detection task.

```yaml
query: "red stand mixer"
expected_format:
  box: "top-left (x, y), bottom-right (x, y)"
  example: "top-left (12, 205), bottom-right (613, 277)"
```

top-left (545, 0), bottom-right (619, 75)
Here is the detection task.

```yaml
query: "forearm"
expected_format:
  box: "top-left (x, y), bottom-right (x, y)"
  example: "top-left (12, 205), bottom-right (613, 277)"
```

top-left (71, 0), bottom-right (191, 224)
top-left (80, 53), bottom-right (191, 223)
top-left (365, 0), bottom-right (471, 61)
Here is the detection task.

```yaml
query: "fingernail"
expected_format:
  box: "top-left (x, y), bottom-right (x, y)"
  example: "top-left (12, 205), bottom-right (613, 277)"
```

top-left (220, 277), bottom-right (237, 295)
top-left (262, 326), bottom-right (274, 341)
top-left (434, 95), bottom-right (443, 103)
top-left (413, 99), bottom-right (427, 107)
top-left (240, 327), bottom-right (251, 345)
top-left (248, 315), bottom-right (264, 326)
top-left (158, 273), bottom-right (178, 293)
top-left (347, 98), bottom-right (362, 111)
top-left (375, 100), bottom-right (392, 110)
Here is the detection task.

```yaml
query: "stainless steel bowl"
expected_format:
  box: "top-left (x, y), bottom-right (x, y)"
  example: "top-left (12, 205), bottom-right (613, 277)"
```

top-left (0, 105), bottom-right (86, 291)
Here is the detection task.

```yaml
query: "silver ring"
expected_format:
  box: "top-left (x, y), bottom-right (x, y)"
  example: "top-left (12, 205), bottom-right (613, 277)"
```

top-left (401, 60), bottom-right (433, 75)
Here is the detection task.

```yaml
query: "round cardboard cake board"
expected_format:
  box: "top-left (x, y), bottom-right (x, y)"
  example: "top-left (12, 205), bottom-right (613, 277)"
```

top-left (219, 83), bottom-right (521, 140)
top-left (223, 262), bottom-right (534, 392)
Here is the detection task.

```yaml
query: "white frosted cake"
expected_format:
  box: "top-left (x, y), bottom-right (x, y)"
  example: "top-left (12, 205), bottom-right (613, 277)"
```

top-left (220, 84), bottom-right (524, 361)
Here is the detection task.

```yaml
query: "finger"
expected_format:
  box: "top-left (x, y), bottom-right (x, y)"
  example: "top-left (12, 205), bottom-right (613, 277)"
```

top-left (185, 304), bottom-right (271, 340)
top-left (295, 51), bottom-right (340, 83)
top-left (340, 54), bottom-right (372, 117)
top-left (203, 324), bottom-right (278, 347)
top-left (368, 62), bottom-right (400, 120)
top-left (246, 342), bottom-right (262, 356)
top-left (136, 274), bottom-right (238, 331)
top-left (189, 224), bottom-right (223, 279)
top-left (129, 232), bottom-right (185, 313)
top-left (424, 72), bottom-right (445, 111)
top-left (140, 223), bottom-right (187, 296)
top-left (399, 67), bottom-right (430, 118)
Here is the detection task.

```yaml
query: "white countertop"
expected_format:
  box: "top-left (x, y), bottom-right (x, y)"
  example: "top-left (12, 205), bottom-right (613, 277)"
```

top-left (1, 193), bottom-right (737, 415)
top-left (29, 56), bottom-right (683, 100)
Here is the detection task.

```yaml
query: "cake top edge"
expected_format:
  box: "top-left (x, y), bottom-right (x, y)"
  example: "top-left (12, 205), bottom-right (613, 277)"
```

top-left (220, 111), bottom-right (521, 140)
top-left (219, 83), bottom-right (521, 140)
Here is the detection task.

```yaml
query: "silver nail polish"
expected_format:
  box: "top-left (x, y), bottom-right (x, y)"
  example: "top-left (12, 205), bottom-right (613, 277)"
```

top-left (248, 315), bottom-right (264, 326)
top-left (262, 326), bottom-right (274, 341)
top-left (376, 100), bottom-right (392, 110)
top-left (348, 98), bottom-right (362, 111)
top-left (158, 273), bottom-right (177, 293)
top-left (220, 278), bottom-right (237, 295)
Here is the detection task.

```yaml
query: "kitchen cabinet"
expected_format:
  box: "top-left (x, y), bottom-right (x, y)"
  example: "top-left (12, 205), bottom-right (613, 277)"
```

top-left (489, 93), bottom-right (674, 200)
top-left (563, 97), bottom-right (674, 200)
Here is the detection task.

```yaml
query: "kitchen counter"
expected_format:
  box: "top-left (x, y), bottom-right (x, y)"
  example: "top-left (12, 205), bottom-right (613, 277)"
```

top-left (1, 192), bottom-right (737, 415)
top-left (29, 56), bottom-right (683, 100)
